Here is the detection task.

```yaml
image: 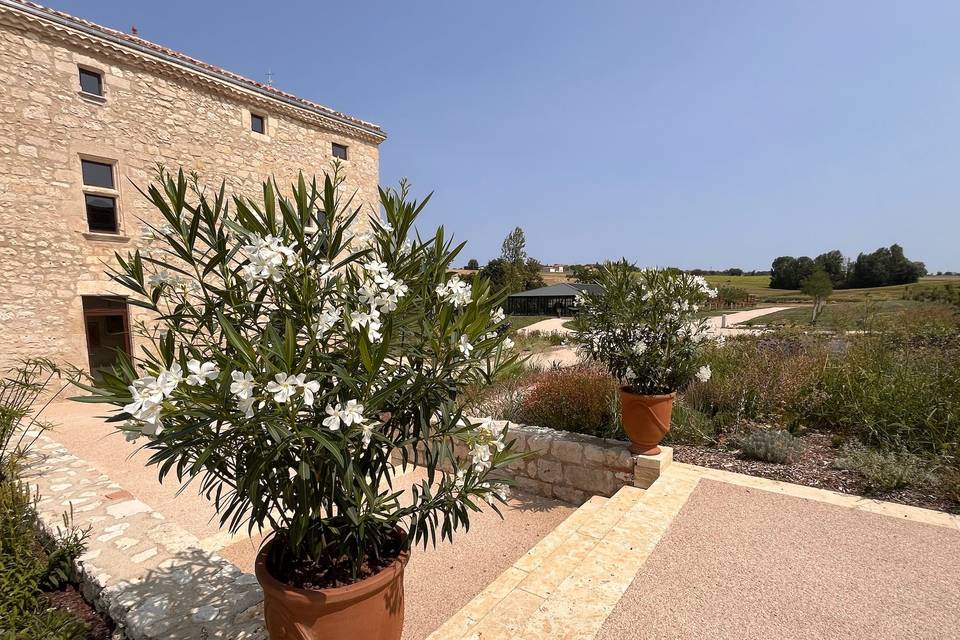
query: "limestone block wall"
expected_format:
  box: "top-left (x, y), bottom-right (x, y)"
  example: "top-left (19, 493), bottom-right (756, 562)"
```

top-left (0, 6), bottom-right (382, 373)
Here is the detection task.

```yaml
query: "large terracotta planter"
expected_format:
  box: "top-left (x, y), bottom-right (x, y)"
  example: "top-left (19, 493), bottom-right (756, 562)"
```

top-left (619, 388), bottom-right (675, 455)
top-left (255, 534), bottom-right (410, 640)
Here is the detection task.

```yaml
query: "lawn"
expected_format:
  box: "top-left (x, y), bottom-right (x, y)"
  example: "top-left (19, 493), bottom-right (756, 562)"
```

top-left (705, 275), bottom-right (960, 304)
top-left (740, 299), bottom-right (926, 328)
top-left (506, 315), bottom-right (554, 332)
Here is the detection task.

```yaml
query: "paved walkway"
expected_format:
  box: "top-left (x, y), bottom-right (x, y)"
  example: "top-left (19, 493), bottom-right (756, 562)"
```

top-left (519, 306), bottom-right (794, 369)
top-left (517, 317), bottom-right (573, 336)
top-left (27, 402), bottom-right (575, 640)
top-left (428, 463), bottom-right (960, 640)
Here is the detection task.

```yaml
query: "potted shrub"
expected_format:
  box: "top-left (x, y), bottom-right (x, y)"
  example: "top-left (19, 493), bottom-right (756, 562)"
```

top-left (75, 167), bottom-right (521, 640)
top-left (573, 261), bottom-right (717, 454)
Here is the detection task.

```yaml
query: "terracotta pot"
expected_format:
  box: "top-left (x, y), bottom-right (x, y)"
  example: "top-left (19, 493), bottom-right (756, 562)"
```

top-left (619, 388), bottom-right (675, 455)
top-left (255, 533), bottom-right (410, 640)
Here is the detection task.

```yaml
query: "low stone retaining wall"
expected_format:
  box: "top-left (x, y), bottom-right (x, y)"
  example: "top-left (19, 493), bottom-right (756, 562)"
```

top-left (429, 420), bottom-right (672, 505)
top-left (504, 423), bottom-right (672, 504)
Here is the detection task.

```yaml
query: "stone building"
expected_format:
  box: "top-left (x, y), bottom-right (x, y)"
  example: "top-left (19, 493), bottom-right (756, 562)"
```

top-left (0, 0), bottom-right (385, 376)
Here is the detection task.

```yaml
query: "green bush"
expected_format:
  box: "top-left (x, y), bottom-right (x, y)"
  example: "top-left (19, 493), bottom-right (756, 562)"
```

top-left (516, 366), bottom-right (619, 437)
top-left (738, 429), bottom-right (803, 464)
top-left (834, 446), bottom-right (933, 493)
top-left (794, 330), bottom-right (960, 456)
top-left (0, 470), bottom-right (90, 640)
top-left (665, 400), bottom-right (716, 446)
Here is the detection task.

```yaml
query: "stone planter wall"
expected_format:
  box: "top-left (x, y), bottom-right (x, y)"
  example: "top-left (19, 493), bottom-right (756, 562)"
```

top-left (418, 421), bottom-right (672, 506)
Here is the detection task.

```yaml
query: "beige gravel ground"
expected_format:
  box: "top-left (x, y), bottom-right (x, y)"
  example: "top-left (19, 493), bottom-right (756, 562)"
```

top-left (596, 479), bottom-right (960, 640)
top-left (41, 402), bottom-right (574, 640)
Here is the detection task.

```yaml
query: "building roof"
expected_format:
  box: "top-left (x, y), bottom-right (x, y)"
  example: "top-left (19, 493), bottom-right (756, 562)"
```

top-left (507, 283), bottom-right (603, 298)
top-left (0, 0), bottom-right (386, 143)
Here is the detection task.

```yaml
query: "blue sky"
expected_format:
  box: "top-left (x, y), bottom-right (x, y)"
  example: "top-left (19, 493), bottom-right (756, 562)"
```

top-left (47, 1), bottom-right (960, 271)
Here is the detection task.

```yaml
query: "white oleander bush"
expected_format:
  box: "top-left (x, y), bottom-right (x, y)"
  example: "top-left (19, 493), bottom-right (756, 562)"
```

top-left (573, 261), bottom-right (719, 395)
top-left (76, 166), bottom-right (523, 583)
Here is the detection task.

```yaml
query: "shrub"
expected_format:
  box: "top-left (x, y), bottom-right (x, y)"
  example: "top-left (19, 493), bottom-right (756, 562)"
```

top-left (665, 400), bottom-right (716, 446)
top-left (76, 168), bottom-right (523, 584)
top-left (738, 429), bottom-right (803, 464)
top-left (835, 446), bottom-right (933, 493)
top-left (574, 261), bottom-right (719, 394)
top-left (516, 366), bottom-right (618, 437)
top-left (794, 328), bottom-right (960, 456)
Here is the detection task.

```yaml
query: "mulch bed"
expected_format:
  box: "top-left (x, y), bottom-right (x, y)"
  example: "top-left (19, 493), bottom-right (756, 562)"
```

top-left (46, 586), bottom-right (114, 640)
top-left (672, 433), bottom-right (959, 515)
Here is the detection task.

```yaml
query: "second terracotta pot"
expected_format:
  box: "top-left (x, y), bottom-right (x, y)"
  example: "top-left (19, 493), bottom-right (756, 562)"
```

top-left (619, 388), bottom-right (675, 455)
top-left (255, 534), bottom-right (410, 640)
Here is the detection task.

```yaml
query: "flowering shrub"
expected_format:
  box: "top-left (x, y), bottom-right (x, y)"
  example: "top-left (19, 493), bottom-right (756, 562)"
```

top-left (75, 167), bottom-right (522, 581)
top-left (573, 261), bottom-right (718, 395)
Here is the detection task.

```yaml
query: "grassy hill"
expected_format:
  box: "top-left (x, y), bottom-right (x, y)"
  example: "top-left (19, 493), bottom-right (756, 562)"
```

top-left (704, 274), bottom-right (960, 304)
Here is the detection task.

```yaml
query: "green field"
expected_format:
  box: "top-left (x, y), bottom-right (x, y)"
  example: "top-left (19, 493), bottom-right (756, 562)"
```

top-left (705, 275), bottom-right (960, 304)
top-left (506, 315), bottom-right (553, 332)
top-left (741, 299), bottom-right (931, 329)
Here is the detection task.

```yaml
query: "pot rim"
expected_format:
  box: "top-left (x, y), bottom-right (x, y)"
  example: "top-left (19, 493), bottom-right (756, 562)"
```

top-left (619, 386), bottom-right (677, 400)
top-left (255, 530), bottom-right (410, 605)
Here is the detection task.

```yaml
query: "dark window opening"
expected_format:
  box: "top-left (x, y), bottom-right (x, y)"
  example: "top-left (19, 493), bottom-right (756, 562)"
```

top-left (251, 113), bottom-right (266, 134)
top-left (79, 68), bottom-right (103, 96)
top-left (81, 159), bottom-right (115, 189)
top-left (82, 296), bottom-right (131, 378)
top-left (85, 194), bottom-right (118, 233)
top-left (332, 143), bottom-right (348, 160)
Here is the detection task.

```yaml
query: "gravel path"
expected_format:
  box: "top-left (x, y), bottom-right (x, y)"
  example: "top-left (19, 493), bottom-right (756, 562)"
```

top-left (597, 479), bottom-right (960, 639)
top-left (516, 317), bottom-right (573, 335)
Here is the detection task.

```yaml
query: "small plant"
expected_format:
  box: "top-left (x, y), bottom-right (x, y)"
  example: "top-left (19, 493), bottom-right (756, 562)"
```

top-left (573, 261), bottom-right (719, 394)
top-left (835, 446), bottom-right (932, 493)
top-left (516, 366), bottom-right (618, 437)
top-left (665, 400), bottom-right (716, 446)
top-left (738, 429), bottom-right (803, 464)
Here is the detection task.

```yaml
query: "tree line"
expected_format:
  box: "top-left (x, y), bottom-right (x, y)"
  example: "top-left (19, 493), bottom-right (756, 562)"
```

top-left (463, 227), bottom-right (546, 293)
top-left (770, 244), bottom-right (926, 290)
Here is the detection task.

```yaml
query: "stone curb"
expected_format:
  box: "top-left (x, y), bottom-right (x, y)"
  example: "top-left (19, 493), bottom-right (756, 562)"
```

top-left (21, 431), bottom-right (267, 640)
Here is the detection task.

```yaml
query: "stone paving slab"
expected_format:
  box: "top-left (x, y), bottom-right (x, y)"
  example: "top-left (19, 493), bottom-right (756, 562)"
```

top-left (21, 431), bottom-right (267, 640)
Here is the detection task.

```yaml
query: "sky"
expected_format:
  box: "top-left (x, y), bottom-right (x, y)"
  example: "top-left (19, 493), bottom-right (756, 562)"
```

top-left (46, 1), bottom-right (960, 271)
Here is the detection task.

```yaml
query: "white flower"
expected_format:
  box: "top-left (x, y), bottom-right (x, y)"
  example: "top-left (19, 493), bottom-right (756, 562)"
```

top-left (237, 396), bottom-right (255, 418)
top-left (471, 442), bottom-right (492, 471)
top-left (502, 337), bottom-right (514, 350)
top-left (265, 372), bottom-right (299, 403)
top-left (230, 371), bottom-right (256, 400)
top-left (695, 365), bottom-right (712, 383)
top-left (156, 363), bottom-right (182, 397)
top-left (437, 275), bottom-right (472, 308)
top-left (323, 399), bottom-right (366, 430)
top-left (633, 341), bottom-right (647, 356)
top-left (484, 482), bottom-right (510, 505)
top-left (295, 375), bottom-right (321, 406)
top-left (186, 359), bottom-right (219, 386)
top-left (147, 270), bottom-right (178, 288)
top-left (350, 309), bottom-right (383, 342)
top-left (313, 302), bottom-right (340, 337)
top-left (459, 335), bottom-right (474, 357)
top-left (360, 422), bottom-right (376, 449)
top-left (240, 234), bottom-right (297, 285)
top-left (491, 307), bottom-right (505, 324)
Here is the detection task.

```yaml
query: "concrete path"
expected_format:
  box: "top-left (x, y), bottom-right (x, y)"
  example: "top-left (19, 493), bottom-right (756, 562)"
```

top-left (517, 317), bottom-right (573, 336)
top-left (708, 305), bottom-right (793, 336)
top-left (429, 462), bottom-right (960, 640)
top-left (29, 402), bottom-right (575, 640)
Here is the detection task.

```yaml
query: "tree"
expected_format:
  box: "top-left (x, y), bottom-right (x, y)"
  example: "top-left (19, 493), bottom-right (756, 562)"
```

top-left (522, 258), bottom-right (546, 290)
top-left (847, 244), bottom-right (925, 288)
top-left (500, 227), bottom-right (528, 264)
top-left (801, 268), bottom-right (833, 323)
top-left (814, 250), bottom-right (846, 287)
top-left (770, 255), bottom-right (816, 289)
top-left (465, 258), bottom-right (479, 270)
top-left (478, 258), bottom-right (508, 291)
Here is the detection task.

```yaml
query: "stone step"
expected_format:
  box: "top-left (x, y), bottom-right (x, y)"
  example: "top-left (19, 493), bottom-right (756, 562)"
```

top-left (426, 467), bottom-right (703, 640)
top-left (514, 470), bottom-right (702, 639)
top-left (426, 485), bottom-right (649, 640)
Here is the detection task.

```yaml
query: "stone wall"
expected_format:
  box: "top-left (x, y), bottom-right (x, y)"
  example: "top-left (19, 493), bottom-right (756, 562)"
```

top-left (428, 421), bottom-right (672, 505)
top-left (0, 6), bottom-right (382, 374)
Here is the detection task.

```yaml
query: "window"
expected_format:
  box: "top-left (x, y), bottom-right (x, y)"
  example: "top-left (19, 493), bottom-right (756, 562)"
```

top-left (332, 143), bottom-right (348, 160)
top-left (251, 113), bottom-right (266, 134)
top-left (79, 68), bottom-right (103, 97)
top-left (81, 158), bottom-right (119, 233)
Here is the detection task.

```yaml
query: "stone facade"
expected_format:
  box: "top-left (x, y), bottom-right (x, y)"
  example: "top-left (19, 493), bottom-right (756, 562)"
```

top-left (0, 1), bottom-right (384, 374)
